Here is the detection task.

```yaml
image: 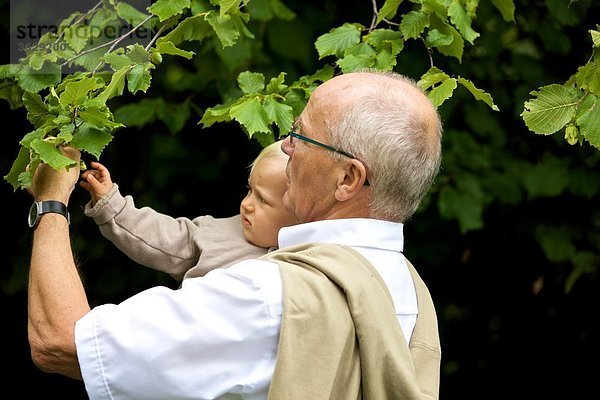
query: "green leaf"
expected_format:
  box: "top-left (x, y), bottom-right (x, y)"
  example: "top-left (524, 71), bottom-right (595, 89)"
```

top-left (22, 91), bottom-right (48, 127)
top-left (521, 84), bottom-right (580, 135)
top-left (0, 81), bottom-right (24, 109)
top-left (337, 54), bottom-right (375, 73)
top-left (79, 106), bottom-right (124, 130)
top-left (29, 52), bottom-right (58, 71)
top-left (3, 147), bottom-right (31, 191)
top-left (71, 122), bottom-right (113, 159)
top-left (457, 77), bottom-right (499, 111)
top-left (116, 2), bottom-right (151, 26)
top-left (238, 71), bottom-right (265, 94)
top-left (271, 0), bottom-right (296, 20)
top-left (206, 11), bottom-right (240, 47)
top-left (229, 97), bottom-right (271, 136)
top-left (199, 99), bottom-right (239, 127)
top-left (263, 96), bottom-right (294, 133)
top-left (400, 11), bottom-right (430, 40)
top-left (156, 102), bottom-right (191, 134)
top-left (114, 99), bottom-right (159, 127)
top-left (148, 0), bottom-right (190, 21)
top-left (126, 44), bottom-right (152, 64)
top-left (376, 0), bottom-right (404, 25)
top-left (301, 65), bottom-right (335, 85)
top-left (93, 66), bottom-right (132, 105)
top-left (57, 123), bottom-right (75, 143)
top-left (266, 72), bottom-right (288, 94)
top-left (104, 51), bottom-right (134, 70)
top-left (522, 155), bottom-right (569, 198)
top-left (64, 25), bottom-right (89, 53)
top-left (576, 93), bottom-right (600, 150)
top-left (575, 61), bottom-right (600, 96)
top-left (374, 49), bottom-right (397, 70)
top-left (448, 1), bottom-right (480, 44)
top-left (426, 29), bottom-right (454, 47)
top-left (534, 225), bottom-right (576, 263)
top-left (220, 0), bottom-right (242, 16)
top-left (591, 29), bottom-right (600, 47)
top-left (366, 29), bottom-right (404, 55)
top-left (60, 77), bottom-right (104, 106)
top-left (438, 185), bottom-right (484, 233)
top-left (154, 41), bottom-right (195, 59)
top-left (247, 0), bottom-right (273, 21)
top-left (31, 139), bottom-right (79, 170)
top-left (430, 15), bottom-right (464, 61)
top-left (160, 14), bottom-right (211, 45)
top-left (315, 23), bottom-right (363, 59)
top-left (417, 67), bottom-right (457, 107)
top-left (428, 78), bottom-right (457, 108)
top-left (422, 0), bottom-right (448, 19)
top-left (490, 0), bottom-right (515, 22)
top-left (283, 89), bottom-right (307, 117)
top-left (127, 63), bottom-right (153, 94)
top-left (20, 127), bottom-right (48, 148)
top-left (16, 63), bottom-right (62, 93)
top-left (0, 64), bottom-right (22, 79)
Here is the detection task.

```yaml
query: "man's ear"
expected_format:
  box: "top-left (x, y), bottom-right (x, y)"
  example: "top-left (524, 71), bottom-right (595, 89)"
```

top-left (334, 159), bottom-right (368, 201)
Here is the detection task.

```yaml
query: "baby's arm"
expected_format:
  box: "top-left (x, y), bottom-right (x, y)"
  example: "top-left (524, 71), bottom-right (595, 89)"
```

top-left (82, 163), bottom-right (202, 281)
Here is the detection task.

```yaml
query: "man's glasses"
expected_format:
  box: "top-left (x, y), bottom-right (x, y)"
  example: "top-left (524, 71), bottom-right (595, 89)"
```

top-left (287, 132), bottom-right (370, 186)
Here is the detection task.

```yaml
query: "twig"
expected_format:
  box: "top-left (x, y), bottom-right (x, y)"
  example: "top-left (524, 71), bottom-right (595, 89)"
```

top-left (369, 0), bottom-right (378, 32)
top-left (145, 23), bottom-right (169, 51)
top-left (419, 37), bottom-right (434, 68)
top-left (60, 15), bottom-right (153, 69)
top-left (53, 1), bottom-right (103, 45)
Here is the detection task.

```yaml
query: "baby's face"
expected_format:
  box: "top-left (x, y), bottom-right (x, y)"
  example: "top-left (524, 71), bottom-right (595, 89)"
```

top-left (240, 156), bottom-right (298, 248)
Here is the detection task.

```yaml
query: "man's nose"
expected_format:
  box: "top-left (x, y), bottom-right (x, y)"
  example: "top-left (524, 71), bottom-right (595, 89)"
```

top-left (281, 135), bottom-right (294, 156)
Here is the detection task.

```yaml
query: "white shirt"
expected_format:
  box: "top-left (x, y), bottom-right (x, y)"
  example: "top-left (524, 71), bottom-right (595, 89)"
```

top-left (75, 218), bottom-right (417, 400)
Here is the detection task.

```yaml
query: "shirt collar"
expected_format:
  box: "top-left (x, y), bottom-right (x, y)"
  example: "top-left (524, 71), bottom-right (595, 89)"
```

top-left (278, 218), bottom-right (404, 252)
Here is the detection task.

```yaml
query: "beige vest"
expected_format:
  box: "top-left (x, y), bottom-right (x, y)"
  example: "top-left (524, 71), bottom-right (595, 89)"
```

top-left (261, 242), bottom-right (441, 400)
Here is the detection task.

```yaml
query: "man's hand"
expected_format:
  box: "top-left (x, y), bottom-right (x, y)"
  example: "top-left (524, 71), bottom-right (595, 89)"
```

top-left (80, 161), bottom-right (114, 205)
top-left (29, 147), bottom-right (81, 205)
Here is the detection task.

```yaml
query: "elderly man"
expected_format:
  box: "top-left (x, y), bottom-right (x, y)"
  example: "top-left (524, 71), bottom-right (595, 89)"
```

top-left (26, 70), bottom-right (442, 399)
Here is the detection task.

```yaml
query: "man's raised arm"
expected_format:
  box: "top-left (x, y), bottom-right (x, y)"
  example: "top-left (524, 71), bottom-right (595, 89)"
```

top-left (27, 147), bottom-right (89, 379)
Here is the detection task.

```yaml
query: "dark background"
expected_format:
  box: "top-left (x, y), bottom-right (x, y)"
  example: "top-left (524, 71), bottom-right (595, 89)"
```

top-left (2, 0), bottom-right (599, 398)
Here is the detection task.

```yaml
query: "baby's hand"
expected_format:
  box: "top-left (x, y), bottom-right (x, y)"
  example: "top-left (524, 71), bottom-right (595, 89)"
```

top-left (80, 161), bottom-right (114, 205)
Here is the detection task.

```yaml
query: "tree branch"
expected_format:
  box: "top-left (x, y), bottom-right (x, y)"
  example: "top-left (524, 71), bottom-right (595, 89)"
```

top-left (53, 1), bottom-right (103, 45)
top-left (369, 0), bottom-right (379, 32)
top-left (60, 15), bottom-right (154, 70)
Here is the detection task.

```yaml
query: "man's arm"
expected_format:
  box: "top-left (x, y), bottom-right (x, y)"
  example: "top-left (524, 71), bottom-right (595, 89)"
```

top-left (27, 148), bottom-right (90, 379)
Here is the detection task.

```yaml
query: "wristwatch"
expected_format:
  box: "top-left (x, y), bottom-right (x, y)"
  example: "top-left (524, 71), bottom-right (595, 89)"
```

top-left (28, 200), bottom-right (70, 228)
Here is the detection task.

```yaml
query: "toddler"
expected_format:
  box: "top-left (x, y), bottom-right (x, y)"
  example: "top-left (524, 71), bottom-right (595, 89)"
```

top-left (80, 141), bottom-right (297, 281)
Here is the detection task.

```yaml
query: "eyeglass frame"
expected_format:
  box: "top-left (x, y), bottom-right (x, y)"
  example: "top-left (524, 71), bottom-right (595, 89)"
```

top-left (287, 132), bottom-right (370, 186)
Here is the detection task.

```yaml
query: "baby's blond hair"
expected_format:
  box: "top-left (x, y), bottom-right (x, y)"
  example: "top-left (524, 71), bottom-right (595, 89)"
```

top-left (249, 140), bottom-right (287, 174)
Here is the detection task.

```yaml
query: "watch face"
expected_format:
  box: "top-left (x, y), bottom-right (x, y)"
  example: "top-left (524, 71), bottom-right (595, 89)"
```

top-left (28, 202), bottom-right (39, 227)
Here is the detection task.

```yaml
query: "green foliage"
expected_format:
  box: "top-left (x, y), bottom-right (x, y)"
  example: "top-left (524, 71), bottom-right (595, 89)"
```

top-left (1, 0), bottom-right (599, 294)
top-left (200, 66), bottom-right (333, 143)
top-left (522, 27), bottom-right (600, 149)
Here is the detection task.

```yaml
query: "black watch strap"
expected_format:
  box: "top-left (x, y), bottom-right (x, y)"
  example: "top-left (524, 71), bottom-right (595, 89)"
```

top-left (29, 200), bottom-right (70, 228)
top-left (40, 200), bottom-right (68, 215)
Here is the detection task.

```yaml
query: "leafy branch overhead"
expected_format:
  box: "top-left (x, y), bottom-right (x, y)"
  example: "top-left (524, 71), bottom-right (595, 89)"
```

top-left (1, 0), bottom-right (260, 190)
top-left (1, 0), bottom-right (599, 194)
top-left (521, 27), bottom-right (600, 150)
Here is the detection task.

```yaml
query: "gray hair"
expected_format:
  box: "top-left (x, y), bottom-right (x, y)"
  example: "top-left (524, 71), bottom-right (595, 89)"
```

top-left (328, 71), bottom-right (442, 222)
